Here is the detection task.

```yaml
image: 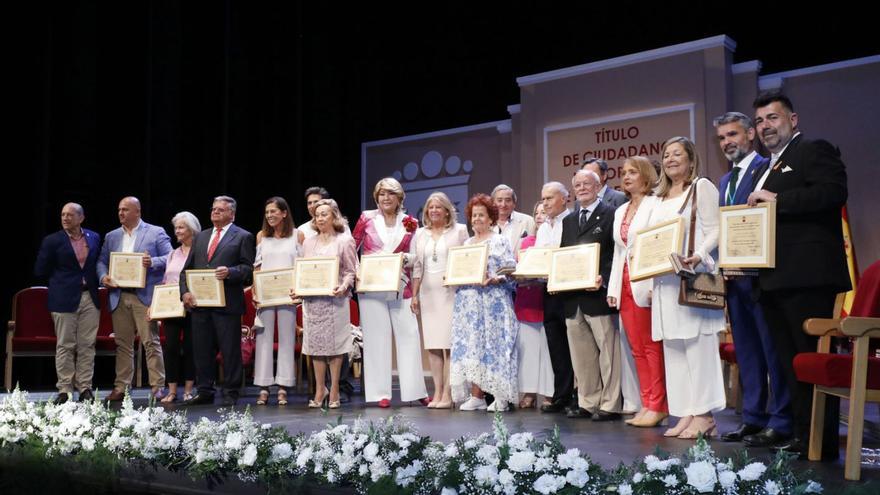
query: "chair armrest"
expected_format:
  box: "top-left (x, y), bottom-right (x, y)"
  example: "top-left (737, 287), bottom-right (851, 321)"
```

top-left (840, 317), bottom-right (880, 338)
top-left (7, 320), bottom-right (14, 334)
top-left (803, 318), bottom-right (844, 337)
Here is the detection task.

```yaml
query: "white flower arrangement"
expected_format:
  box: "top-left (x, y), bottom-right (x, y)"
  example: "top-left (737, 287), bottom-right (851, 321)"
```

top-left (0, 387), bottom-right (828, 494)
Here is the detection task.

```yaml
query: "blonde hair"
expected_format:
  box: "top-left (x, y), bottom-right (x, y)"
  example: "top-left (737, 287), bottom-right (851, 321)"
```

top-left (420, 191), bottom-right (456, 230)
top-left (310, 199), bottom-right (348, 233)
top-left (372, 177), bottom-right (406, 213)
top-left (622, 156), bottom-right (658, 198)
top-left (656, 136), bottom-right (701, 198)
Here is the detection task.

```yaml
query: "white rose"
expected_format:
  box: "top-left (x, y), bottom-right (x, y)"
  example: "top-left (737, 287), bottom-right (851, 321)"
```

top-left (239, 444), bottom-right (258, 467)
top-left (737, 462), bottom-right (767, 481)
top-left (618, 483), bottom-right (633, 495)
top-left (507, 451), bottom-right (536, 473)
top-left (533, 474), bottom-right (565, 494)
top-left (718, 470), bottom-right (736, 489)
top-left (663, 474), bottom-right (679, 487)
top-left (566, 469), bottom-right (590, 488)
top-left (764, 480), bottom-right (781, 495)
top-left (685, 460), bottom-right (718, 493)
top-left (805, 480), bottom-right (823, 493)
top-left (632, 472), bottom-right (644, 483)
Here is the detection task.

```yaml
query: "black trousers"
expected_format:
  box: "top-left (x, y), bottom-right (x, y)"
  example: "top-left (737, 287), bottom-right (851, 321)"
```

top-left (543, 291), bottom-right (574, 406)
top-left (162, 315), bottom-right (195, 385)
top-left (191, 310), bottom-right (242, 397)
top-left (759, 286), bottom-right (840, 457)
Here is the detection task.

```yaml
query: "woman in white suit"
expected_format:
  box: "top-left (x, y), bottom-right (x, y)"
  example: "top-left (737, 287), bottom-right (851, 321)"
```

top-left (607, 156), bottom-right (668, 427)
top-left (410, 192), bottom-right (469, 409)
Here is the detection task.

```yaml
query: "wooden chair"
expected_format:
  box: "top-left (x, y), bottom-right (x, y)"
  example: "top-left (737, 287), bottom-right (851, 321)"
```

top-left (795, 260), bottom-right (880, 480)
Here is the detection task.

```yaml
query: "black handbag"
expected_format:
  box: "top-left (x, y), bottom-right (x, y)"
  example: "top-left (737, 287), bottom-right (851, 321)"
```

top-left (677, 179), bottom-right (725, 310)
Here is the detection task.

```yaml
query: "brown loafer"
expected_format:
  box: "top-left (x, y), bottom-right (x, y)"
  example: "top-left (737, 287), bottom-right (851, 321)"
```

top-left (104, 389), bottom-right (125, 402)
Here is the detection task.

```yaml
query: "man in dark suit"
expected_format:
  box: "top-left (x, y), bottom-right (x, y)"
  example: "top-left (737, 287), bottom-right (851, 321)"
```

top-left (713, 112), bottom-right (792, 446)
top-left (180, 195), bottom-right (255, 406)
top-left (33, 203), bottom-right (101, 404)
top-left (581, 157), bottom-right (627, 209)
top-left (747, 92), bottom-right (850, 457)
top-left (560, 169), bottom-right (620, 420)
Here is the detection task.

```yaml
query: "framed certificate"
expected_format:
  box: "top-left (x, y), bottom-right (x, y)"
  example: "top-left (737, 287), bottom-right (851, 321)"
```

top-left (149, 284), bottom-right (185, 319)
top-left (512, 247), bottom-right (552, 278)
top-left (547, 243), bottom-right (601, 292)
top-left (109, 252), bottom-right (146, 288)
top-left (357, 253), bottom-right (403, 293)
top-left (719, 202), bottom-right (776, 268)
top-left (185, 269), bottom-right (226, 307)
top-left (294, 256), bottom-right (339, 296)
top-left (629, 218), bottom-right (685, 282)
top-left (444, 243), bottom-right (489, 286)
top-left (253, 267), bottom-right (296, 307)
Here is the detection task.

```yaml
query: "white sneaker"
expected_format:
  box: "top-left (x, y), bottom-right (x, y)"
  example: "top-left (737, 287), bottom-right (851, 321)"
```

top-left (486, 399), bottom-right (508, 412)
top-left (459, 396), bottom-right (487, 411)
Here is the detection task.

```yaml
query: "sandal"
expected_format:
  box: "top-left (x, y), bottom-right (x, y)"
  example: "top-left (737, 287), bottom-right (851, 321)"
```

top-left (160, 392), bottom-right (177, 404)
top-left (256, 389), bottom-right (270, 406)
top-left (183, 392), bottom-right (193, 401)
top-left (277, 388), bottom-right (288, 406)
top-left (518, 395), bottom-right (536, 409)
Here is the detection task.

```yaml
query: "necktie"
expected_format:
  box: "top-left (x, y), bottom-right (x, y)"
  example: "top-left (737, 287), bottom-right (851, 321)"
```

top-left (579, 208), bottom-right (589, 229)
top-left (726, 167), bottom-right (741, 205)
top-left (207, 227), bottom-right (222, 261)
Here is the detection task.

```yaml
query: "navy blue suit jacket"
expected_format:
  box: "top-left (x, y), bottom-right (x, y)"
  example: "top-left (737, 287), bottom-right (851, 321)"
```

top-left (34, 229), bottom-right (101, 312)
top-left (719, 153), bottom-right (769, 207)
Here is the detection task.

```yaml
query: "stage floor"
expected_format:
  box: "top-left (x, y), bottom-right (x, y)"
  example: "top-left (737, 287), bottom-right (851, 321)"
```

top-left (4, 379), bottom-right (878, 493)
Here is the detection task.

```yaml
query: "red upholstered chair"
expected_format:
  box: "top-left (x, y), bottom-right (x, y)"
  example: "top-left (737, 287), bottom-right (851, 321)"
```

top-left (5, 287), bottom-right (115, 391)
top-left (795, 259), bottom-right (880, 480)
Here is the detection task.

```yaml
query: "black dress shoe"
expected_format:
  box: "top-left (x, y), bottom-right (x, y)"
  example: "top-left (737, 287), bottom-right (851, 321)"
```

top-left (721, 423), bottom-right (764, 442)
top-left (592, 411), bottom-right (622, 422)
top-left (221, 393), bottom-right (239, 407)
top-left (744, 428), bottom-right (791, 448)
top-left (541, 402), bottom-right (568, 413)
top-left (566, 407), bottom-right (593, 419)
top-left (52, 392), bottom-right (71, 405)
top-left (183, 393), bottom-right (215, 406)
top-left (770, 437), bottom-right (807, 459)
top-left (77, 389), bottom-right (94, 403)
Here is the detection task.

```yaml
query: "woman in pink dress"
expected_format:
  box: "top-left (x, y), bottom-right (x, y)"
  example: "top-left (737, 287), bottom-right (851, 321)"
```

top-left (410, 192), bottom-right (469, 409)
top-left (296, 199), bottom-right (358, 409)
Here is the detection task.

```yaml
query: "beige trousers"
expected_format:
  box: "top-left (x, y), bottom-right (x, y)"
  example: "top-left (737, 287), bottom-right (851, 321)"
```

top-left (112, 291), bottom-right (165, 390)
top-left (565, 308), bottom-right (621, 413)
top-left (51, 291), bottom-right (99, 393)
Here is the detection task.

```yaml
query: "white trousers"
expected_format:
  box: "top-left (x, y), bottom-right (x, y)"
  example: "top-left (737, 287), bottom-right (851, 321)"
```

top-left (517, 321), bottom-right (554, 397)
top-left (360, 295), bottom-right (428, 402)
top-left (663, 333), bottom-right (726, 417)
top-left (254, 306), bottom-right (296, 387)
top-left (618, 316), bottom-right (643, 413)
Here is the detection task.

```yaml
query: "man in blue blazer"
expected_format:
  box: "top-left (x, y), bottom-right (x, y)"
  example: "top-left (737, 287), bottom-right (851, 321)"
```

top-left (97, 197), bottom-right (172, 402)
top-left (180, 195), bottom-right (255, 406)
top-left (34, 203), bottom-right (102, 404)
top-left (713, 112), bottom-right (792, 446)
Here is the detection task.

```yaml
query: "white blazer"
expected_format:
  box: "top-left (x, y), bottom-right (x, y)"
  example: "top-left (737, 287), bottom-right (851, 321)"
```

top-left (607, 195), bottom-right (659, 308)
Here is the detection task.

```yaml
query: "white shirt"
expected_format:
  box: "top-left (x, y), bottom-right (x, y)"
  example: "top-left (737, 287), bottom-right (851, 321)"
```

top-left (577, 198), bottom-right (601, 221)
top-left (535, 209), bottom-right (570, 248)
top-left (756, 131), bottom-right (800, 191)
top-left (121, 220), bottom-right (142, 252)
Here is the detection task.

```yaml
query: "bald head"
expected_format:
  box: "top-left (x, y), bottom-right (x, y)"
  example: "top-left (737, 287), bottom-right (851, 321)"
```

top-left (118, 196), bottom-right (142, 229)
top-left (61, 203), bottom-right (84, 234)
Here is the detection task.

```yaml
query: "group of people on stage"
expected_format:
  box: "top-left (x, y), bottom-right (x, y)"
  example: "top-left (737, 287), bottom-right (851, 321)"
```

top-left (35, 91), bottom-right (849, 456)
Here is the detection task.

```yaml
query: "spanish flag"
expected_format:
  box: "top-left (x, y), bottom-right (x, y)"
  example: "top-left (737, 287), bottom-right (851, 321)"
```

top-left (840, 205), bottom-right (859, 316)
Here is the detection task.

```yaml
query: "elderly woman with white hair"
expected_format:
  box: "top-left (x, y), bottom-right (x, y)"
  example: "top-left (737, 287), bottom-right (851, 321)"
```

top-left (352, 177), bottom-right (429, 408)
top-left (410, 192), bottom-right (469, 409)
top-left (152, 211), bottom-right (201, 403)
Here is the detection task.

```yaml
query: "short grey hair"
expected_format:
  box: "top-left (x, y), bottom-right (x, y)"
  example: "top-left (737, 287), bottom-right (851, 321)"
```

top-left (572, 169), bottom-right (600, 185)
top-left (213, 195), bottom-right (237, 213)
top-left (542, 181), bottom-right (569, 200)
top-left (712, 111), bottom-right (753, 130)
top-left (65, 202), bottom-right (84, 216)
top-left (491, 184), bottom-right (517, 204)
top-left (171, 211), bottom-right (202, 236)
